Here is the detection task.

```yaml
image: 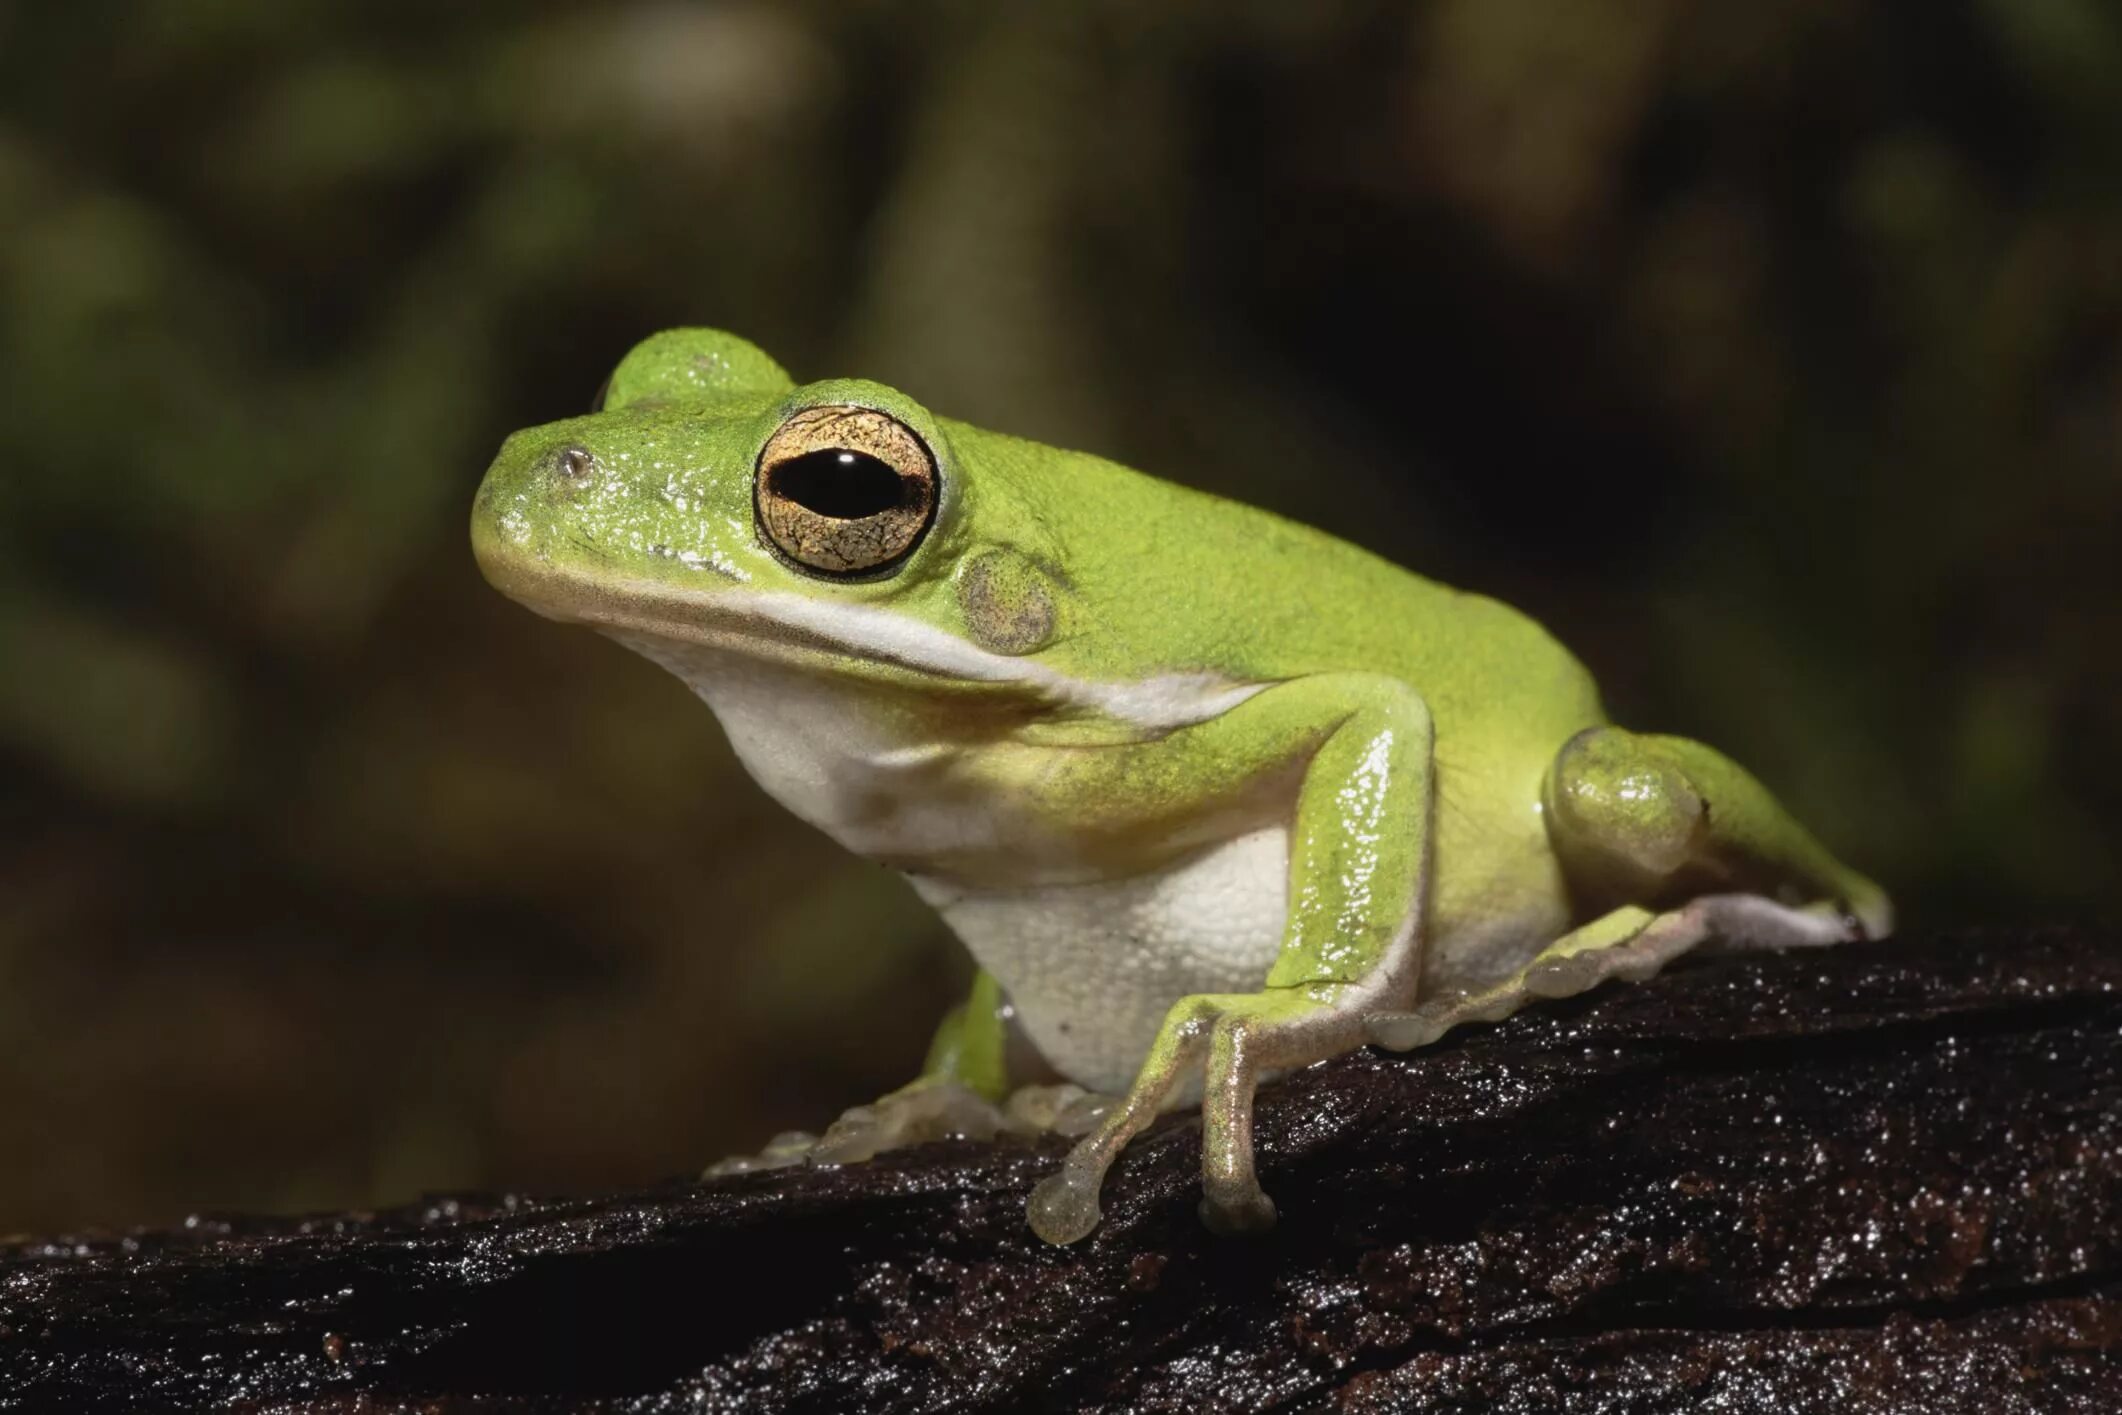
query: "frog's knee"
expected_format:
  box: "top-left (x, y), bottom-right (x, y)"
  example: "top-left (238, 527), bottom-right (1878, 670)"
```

top-left (1544, 727), bottom-right (1708, 893)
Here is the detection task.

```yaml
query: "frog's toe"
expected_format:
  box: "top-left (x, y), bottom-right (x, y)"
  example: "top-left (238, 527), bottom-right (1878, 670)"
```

top-left (1200, 1184), bottom-right (1278, 1236)
top-left (1027, 1161), bottom-right (1104, 1245)
top-left (1525, 951), bottom-right (1611, 997)
top-left (702, 1128), bottom-right (818, 1177)
top-left (1001, 1082), bottom-right (1108, 1136)
top-left (1052, 1090), bottom-right (1115, 1137)
top-left (1365, 995), bottom-right (1463, 1050)
top-left (1828, 882), bottom-right (1893, 942)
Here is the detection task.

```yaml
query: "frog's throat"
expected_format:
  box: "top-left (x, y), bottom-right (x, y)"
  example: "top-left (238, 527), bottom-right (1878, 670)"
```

top-left (556, 575), bottom-right (1268, 732)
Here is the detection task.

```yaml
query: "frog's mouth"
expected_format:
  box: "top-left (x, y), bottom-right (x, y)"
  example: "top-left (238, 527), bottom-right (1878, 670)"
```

top-left (481, 556), bottom-right (1264, 732)
top-left (486, 555), bottom-right (1007, 686)
top-left (595, 591), bottom-right (986, 687)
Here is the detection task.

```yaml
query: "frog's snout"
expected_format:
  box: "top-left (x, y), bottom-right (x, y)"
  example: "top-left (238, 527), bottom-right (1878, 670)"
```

top-left (470, 431), bottom-right (588, 601)
top-left (473, 416), bottom-right (759, 618)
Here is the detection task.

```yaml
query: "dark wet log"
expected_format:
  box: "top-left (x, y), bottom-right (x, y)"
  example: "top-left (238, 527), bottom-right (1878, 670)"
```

top-left (4, 927), bottom-right (2119, 1413)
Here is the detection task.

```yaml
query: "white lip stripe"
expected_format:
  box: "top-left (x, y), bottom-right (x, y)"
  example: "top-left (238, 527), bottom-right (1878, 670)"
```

top-left (586, 579), bottom-right (1267, 731)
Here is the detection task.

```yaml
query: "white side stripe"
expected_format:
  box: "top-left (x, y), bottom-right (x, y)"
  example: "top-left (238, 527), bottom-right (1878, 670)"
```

top-left (581, 579), bottom-right (1266, 730)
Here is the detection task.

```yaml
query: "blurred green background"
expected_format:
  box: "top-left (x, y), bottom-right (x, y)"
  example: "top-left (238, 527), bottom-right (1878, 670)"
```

top-left (2, 1), bottom-right (2116, 1234)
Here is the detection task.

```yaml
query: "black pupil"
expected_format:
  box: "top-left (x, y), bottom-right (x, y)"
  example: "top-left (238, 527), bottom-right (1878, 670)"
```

top-left (770, 450), bottom-right (907, 519)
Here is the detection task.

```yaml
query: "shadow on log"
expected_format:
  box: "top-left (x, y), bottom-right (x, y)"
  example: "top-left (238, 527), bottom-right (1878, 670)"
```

top-left (3, 927), bottom-right (2119, 1412)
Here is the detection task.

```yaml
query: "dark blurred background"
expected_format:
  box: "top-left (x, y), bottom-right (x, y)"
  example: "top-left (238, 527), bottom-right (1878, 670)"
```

top-left (2, 1), bottom-right (2116, 1235)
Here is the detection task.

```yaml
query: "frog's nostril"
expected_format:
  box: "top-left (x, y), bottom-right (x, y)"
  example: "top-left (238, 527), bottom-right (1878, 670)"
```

top-left (557, 446), bottom-right (595, 481)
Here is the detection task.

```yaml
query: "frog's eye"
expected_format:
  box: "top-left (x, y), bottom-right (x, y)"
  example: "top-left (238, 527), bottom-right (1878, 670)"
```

top-left (754, 405), bottom-right (939, 577)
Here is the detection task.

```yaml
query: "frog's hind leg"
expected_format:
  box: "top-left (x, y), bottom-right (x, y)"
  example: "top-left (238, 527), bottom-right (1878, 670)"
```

top-left (1366, 725), bottom-right (1890, 1052)
top-left (1540, 725), bottom-right (1891, 939)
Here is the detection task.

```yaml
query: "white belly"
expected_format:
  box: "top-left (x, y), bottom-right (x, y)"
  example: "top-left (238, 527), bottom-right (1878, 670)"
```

top-left (614, 630), bottom-right (1577, 1096)
top-left (914, 826), bottom-right (1291, 1096)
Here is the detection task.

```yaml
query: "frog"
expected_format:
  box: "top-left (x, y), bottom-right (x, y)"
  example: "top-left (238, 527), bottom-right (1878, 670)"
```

top-left (470, 328), bottom-right (1892, 1246)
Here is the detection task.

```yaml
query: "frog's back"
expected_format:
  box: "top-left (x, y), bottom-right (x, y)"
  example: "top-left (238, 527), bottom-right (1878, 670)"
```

top-left (1000, 437), bottom-right (1607, 747)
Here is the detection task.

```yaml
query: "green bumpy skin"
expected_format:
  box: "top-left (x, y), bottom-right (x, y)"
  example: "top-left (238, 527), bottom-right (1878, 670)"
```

top-left (472, 328), bottom-right (1892, 1245)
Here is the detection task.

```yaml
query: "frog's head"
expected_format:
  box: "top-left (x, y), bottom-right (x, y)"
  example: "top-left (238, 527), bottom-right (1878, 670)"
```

top-left (472, 328), bottom-right (1071, 691)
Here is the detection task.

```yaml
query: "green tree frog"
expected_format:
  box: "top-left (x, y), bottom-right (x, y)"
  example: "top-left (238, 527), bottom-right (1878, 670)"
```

top-left (472, 329), bottom-right (1891, 1245)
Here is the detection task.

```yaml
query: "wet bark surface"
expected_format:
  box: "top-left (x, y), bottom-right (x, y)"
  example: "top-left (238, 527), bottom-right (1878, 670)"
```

top-left (3, 927), bottom-right (2118, 1413)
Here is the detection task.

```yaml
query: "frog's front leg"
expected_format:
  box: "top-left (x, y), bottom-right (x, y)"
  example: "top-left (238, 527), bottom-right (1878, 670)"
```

top-left (1027, 675), bottom-right (1435, 1244)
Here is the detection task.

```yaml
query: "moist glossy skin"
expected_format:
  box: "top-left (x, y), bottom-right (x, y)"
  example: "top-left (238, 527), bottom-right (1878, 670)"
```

top-left (472, 328), bottom-right (1891, 1245)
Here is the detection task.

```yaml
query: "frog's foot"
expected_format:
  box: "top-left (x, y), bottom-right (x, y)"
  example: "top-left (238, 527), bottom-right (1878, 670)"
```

top-left (806, 1077), bottom-right (1016, 1164)
top-left (1365, 893), bottom-right (1863, 1052)
top-left (702, 1078), bottom-right (1008, 1179)
top-left (1002, 1082), bottom-right (1108, 1136)
top-left (1027, 987), bottom-right (1360, 1245)
top-left (704, 1080), bottom-right (1110, 1183)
